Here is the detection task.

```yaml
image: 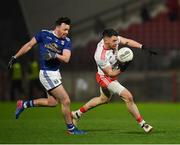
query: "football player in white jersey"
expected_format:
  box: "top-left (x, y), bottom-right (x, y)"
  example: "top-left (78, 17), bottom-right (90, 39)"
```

top-left (72, 28), bottom-right (157, 133)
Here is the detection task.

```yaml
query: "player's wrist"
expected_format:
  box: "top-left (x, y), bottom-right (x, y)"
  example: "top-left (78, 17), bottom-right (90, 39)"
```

top-left (54, 53), bottom-right (58, 58)
top-left (49, 50), bottom-right (57, 59)
top-left (141, 45), bottom-right (146, 50)
top-left (12, 56), bottom-right (17, 59)
top-left (10, 56), bottom-right (17, 61)
top-left (8, 56), bottom-right (17, 70)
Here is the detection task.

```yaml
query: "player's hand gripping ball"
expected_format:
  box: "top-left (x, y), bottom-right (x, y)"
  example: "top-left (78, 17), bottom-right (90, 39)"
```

top-left (117, 47), bottom-right (133, 63)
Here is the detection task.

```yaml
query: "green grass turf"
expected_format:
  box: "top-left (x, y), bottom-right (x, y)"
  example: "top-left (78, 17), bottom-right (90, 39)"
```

top-left (0, 102), bottom-right (180, 144)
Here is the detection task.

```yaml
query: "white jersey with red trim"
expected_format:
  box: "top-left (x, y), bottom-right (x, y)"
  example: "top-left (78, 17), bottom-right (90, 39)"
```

top-left (94, 37), bottom-right (121, 75)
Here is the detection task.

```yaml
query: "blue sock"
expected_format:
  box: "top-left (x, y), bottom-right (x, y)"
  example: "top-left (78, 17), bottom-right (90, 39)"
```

top-left (67, 124), bottom-right (75, 131)
top-left (23, 100), bottom-right (34, 108)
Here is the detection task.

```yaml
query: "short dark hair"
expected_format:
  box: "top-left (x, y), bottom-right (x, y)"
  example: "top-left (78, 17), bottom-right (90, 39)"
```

top-left (55, 17), bottom-right (71, 26)
top-left (102, 28), bottom-right (119, 38)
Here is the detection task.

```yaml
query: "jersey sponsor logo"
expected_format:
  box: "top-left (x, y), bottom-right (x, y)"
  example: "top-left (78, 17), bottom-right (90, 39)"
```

top-left (45, 43), bottom-right (58, 49)
top-left (44, 43), bottom-right (61, 53)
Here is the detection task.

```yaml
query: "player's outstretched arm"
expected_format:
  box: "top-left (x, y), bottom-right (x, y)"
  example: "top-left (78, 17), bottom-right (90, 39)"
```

top-left (119, 36), bottom-right (157, 55)
top-left (119, 36), bottom-right (142, 49)
top-left (56, 49), bottom-right (71, 63)
top-left (14, 37), bottom-right (37, 58)
top-left (8, 37), bottom-right (37, 69)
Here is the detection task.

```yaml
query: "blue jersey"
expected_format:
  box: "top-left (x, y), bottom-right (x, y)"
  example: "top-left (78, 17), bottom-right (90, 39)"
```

top-left (34, 30), bottom-right (72, 71)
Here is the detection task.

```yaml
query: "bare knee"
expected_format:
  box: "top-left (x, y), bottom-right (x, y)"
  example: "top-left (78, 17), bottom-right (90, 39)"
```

top-left (100, 95), bottom-right (110, 104)
top-left (62, 97), bottom-right (71, 107)
top-left (48, 97), bottom-right (58, 107)
top-left (125, 94), bottom-right (134, 103)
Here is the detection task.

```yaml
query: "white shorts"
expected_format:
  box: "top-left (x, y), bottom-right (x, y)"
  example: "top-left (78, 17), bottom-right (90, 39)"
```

top-left (100, 80), bottom-right (125, 97)
top-left (39, 70), bottom-right (62, 91)
top-left (107, 80), bottom-right (125, 95)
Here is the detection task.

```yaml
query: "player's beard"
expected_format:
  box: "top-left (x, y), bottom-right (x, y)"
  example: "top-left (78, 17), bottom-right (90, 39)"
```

top-left (62, 34), bottom-right (67, 39)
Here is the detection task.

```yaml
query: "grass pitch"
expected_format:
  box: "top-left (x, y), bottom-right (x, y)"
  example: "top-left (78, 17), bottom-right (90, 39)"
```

top-left (0, 102), bottom-right (180, 144)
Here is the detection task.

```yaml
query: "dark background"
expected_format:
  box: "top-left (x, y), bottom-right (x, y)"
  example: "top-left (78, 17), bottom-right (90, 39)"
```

top-left (0, 0), bottom-right (180, 102)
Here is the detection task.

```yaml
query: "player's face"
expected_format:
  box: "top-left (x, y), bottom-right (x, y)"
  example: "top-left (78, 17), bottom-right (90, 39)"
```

top-left (108, 36), bottom-right (118, 49)
top-left (56, 23), bottom-right (70, 38)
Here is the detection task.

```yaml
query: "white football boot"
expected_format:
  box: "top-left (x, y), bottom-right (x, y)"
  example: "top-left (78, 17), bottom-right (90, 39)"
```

top-left (71, 111), bottom-right (81, 127)
top-left (142, 123), bottom-right (153, 133)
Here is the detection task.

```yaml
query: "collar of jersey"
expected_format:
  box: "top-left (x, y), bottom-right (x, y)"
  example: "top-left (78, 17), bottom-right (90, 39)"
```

top-left (103, 45), bottom-right (109, 50)
top-left (52, 31), bottom-right (63, 39)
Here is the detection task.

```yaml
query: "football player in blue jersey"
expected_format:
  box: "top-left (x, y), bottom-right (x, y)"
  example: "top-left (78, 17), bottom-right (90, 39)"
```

top-left (8, 17), bottom-right (85, 135)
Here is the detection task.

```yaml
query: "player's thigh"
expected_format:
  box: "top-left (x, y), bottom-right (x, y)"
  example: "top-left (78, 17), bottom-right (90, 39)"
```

top-left (107, 80), bottom-right (125, 96)
top-left (49, 85), bottom-right (70, 103)
top-left (47, 92), bottom-right (58, 105)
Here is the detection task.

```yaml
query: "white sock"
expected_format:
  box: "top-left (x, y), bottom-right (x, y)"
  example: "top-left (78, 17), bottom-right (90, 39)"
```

top-left (77, 110), bottom-right (83, 116)
top-left (139, 120), bottom-right (146, 127)
top-left (23, 102), bottom-right (27, 108)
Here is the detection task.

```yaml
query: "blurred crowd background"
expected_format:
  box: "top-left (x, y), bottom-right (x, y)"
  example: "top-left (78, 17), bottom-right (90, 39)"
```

top-left (0, 0), bottom-right (180, 102)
